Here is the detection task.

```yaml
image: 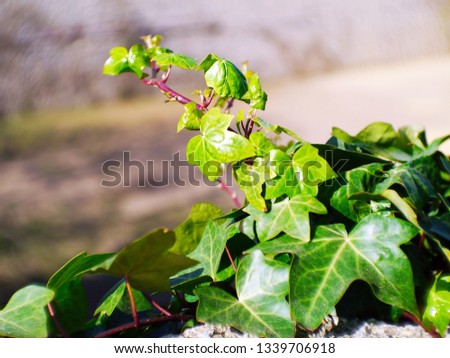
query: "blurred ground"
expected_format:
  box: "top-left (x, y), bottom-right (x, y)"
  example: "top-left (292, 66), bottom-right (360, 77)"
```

top-left (0, 55), bottom-right (449, 304)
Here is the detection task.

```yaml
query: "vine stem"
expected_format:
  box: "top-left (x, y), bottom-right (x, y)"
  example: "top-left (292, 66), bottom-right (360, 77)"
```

top-left (47, 302), bottom-right (68, 338)
top-left (94, 315), bottom-right (193, 338)
top-left (402, 312), bottom-right (440, 338)
top-left (142, 292), bottom-right (172, 317)
top-left (217, 179), bottom-right (242, 208)
top-left (142, 78), bottom-right (205, 111)
top-left (125, 277), bottom-right (139, 328)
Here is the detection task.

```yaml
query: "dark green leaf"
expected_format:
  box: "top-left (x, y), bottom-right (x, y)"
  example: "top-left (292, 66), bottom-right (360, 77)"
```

top-left (96, 229), bottom-right (197, 292)
top-left (47, 252), bottom-right (115, 290)
top-left (172, 202), bottom-right (223, 255)
top-left (195, 250), bottom-right (294, 337)
top-left (186, 108), bottom-right (255, 181)
top-left (0, 285), bottom-right (54, 338)
top-left (244, 195), bottom-right (327, 241)
top-left (290, 215), bottom-right (419, 330)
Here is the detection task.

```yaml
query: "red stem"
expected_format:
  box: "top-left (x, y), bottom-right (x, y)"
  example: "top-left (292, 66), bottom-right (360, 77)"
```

top-left (402, 312), bottom-right (440, 338)
top-left (142, 292), bottom-right (172, 317)
top-left (125, 277), bottom-right (139, 328)
top-left (47, 302), bottom-right (68, 338)
top-left (418, 232), bottom-right (426, 250)
top-left (142, 78), bottom-right (204, 110)
top-left (225, 245), bottom-right (237, 272)
top-left (217, 180), bottom-right (242, 208)
top-left (94, 315), bottom-right (193, 338)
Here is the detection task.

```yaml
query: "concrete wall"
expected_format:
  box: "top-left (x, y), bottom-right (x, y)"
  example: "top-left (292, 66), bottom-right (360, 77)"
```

top-left (0, 0), bottom-right (449, 115)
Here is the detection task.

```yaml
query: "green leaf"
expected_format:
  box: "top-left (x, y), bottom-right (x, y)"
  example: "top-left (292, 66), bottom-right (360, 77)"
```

top-left (422, 274), bottom-right (450, 337)
top-left (47, 252), bottom-right (115, 290)
top-left (290, 215), bottom-right (419, 330)
top-left (195, 250), bottom-right (294, 337)
top-left (249, 132), bottom-right (275, 156)
top-left (242, 73), bottom-right (268, 110)
top-left (51, 279), bottom-right (89, 335)
top-left (244, 195), bottom-right (327, 242)
top-left (202, 57), bottom-right (248, 99)
top-left (97, 229), bottom-right (197, 292)
top-left (235, 156), bottom-right (275, 212)
top-left (265, 149), bottom-right (301, 199)
top-left (197, 53), bottom-right (220, 72)
top-left (0, 285), bottom-right (54, 338)
top-left (172, 202), bottom-right (223, 255)
top-left (94, 281), bottom-right (126, 318)
top-left (103, 47), bottom-right (130, 76)
top-left (356, 122), bottom-right (398, 146)
top-left (127, 44), bottom-right (150, 78)
top-left (184, 221), bottom-right (230, 281)
top-left (177, 102), bottom-right (202, 132)
top-left (152, 52), bottom-right (197, 69)
top-left (186, 108), bottom-right (255, 181)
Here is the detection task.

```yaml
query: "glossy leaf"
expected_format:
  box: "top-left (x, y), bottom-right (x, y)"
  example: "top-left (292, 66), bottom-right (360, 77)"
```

top-left (177, 102), bottom-right (202, 132)
top-left (152, 52), bottom-right (197, 69)
top-left (422, 274), bottom-right (450, 337)
top-left (195, 250), bottom-right (294, 337)
top-left (242, 73), bottom-right (268, 110)
top-left (127, 44), bottom-right (150, 78)
top-left (249, 132), bottom-right (275, 156)
top-left (244, 195), bottom-right (327, 241)
top-left (290, 215), bottom-right (419, 329)
top-left (171, 202), bottom-right (223, 255)
top-left (235, 156), bottom-right (274, 212)
top-left (0, 285), bottom-right (54, 338)
top-left (103, 47), bottom-right (130, 76)
top-left (202, 57), bottom-right (248, 99)
top-left (186, 108), bottom-right (255, 181)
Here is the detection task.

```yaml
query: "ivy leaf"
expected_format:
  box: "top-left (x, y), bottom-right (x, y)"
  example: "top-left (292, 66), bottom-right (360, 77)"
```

top-left (265, 149), bottom-right (301, 199)
top-left (103, 47), bottom-right (130, 76)
top-left (0, 285), bottom-right (54, 338)
top-left (172, 202), bottom-right (223, 255)
top-left (244, 195), bottom-right (327, 241)
top-left (127, 44), bottom-right (150, 78)
top-left (249, 132), bottom-right (275, 156)
top-left (195, 250), bottom-right (294, 337)
top-left (201, 57), bottom-right (248, 99)
top-left (242, 73), bottom-right (268, 110)
top-left (177, 102), bottom-right (202, 132)
top-left (290, 214), bottom-right (419, 330)
top-left (47, 252), bottom-right (115, 290)
top-left (292, 143), bottom-right (337, 196)
top-left (186, 108), bottom-right (255, 181)
top-left (152, 52), bottom-right (197, 69)
top-left (422, 274), bottom-right (450, 337)
top-left (94, 281), bottom-right (127, 319)
top-left (97, 229), bottom-right (197, 292)
top-left (183, 221), bottom-right (229, 282)
top-left (235, 156), bottom-right (275, 212)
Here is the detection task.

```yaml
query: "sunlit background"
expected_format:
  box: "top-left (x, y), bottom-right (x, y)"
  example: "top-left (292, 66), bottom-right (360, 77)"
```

top-left (1, 0), bottom-right (449, 304)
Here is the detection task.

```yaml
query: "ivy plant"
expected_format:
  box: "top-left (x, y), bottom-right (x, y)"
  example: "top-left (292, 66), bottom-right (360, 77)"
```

top-left (1, 35), bottom-right (449, 338)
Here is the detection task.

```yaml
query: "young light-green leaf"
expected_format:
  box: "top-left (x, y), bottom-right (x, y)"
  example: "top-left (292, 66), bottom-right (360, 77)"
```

top-left (290, 214), bottom-right (419, 330)
top-left (422, 274), bottom-right (450, 337)
top-left (244, 195), bottom-right (327, 241)
top-left (195, 250), bottom-right (294, 337)
top-left (0, 285), bottom-right (54, 338)
top-left (203, 58), bottom-right (248, 99)
top-left (152, 52), bottom-right (197, 70)
top-left (186, 108), bottom-right (255, 181)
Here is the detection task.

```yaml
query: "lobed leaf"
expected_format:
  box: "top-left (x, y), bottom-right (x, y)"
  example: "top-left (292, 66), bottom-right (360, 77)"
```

top-left (195, 250), bottom-right (294, 337)
top-left (290, 214), bottom-right (419, 329)
top-left (0, 285), bottom-right (54, 338)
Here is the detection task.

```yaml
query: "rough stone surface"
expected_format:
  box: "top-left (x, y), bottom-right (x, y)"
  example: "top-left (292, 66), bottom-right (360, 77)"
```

top-left (180, 320), bottom-right (449, 338)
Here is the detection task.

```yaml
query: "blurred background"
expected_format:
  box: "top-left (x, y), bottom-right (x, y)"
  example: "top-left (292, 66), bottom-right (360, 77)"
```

top-left (1, 0), bottom-right (449, 305)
